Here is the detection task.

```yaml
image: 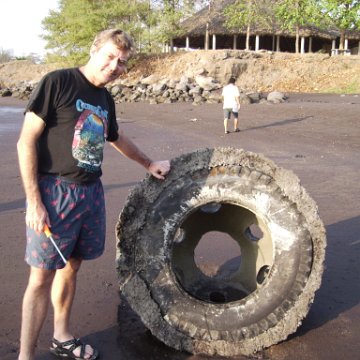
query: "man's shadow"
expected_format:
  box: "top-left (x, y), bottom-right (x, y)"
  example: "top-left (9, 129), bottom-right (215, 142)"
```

top-left (244, 115), bottom-right (313, 132)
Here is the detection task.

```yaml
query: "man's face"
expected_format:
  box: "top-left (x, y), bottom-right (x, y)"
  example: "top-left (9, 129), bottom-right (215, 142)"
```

top-left (89, 40), bottom-right (130, 87)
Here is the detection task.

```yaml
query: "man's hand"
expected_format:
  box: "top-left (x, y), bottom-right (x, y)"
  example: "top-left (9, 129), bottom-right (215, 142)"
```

top-left (148, 160), bottom-right (170, 180)
top-left (25, 200), bottom-right (50, 233)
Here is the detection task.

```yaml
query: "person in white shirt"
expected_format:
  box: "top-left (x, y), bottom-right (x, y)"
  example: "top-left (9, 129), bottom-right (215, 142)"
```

top-left (221, 77), bottom-right (241, 134)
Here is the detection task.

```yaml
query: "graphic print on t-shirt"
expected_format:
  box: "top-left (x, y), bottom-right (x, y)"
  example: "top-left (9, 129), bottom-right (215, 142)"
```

top-left (72, 101), bottom-right (109, 173)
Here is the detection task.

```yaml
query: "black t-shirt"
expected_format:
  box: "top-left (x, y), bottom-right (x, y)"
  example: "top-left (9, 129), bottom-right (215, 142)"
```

top-left (26, 68), bottom-right (119, 183)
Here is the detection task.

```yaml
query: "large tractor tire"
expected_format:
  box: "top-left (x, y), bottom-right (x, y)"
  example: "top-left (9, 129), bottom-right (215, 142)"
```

top-left (116, 148), bottom-right (326, 356)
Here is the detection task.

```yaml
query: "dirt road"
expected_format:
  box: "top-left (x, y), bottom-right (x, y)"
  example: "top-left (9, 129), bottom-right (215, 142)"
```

top-left (0, 94), bottom-right (359, 359)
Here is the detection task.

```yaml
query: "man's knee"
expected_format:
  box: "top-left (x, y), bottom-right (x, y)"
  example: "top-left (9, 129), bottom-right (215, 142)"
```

top-left (61, 257), bottom-right (83, 275)
top-left (28, 267), bottom-right (56, 290)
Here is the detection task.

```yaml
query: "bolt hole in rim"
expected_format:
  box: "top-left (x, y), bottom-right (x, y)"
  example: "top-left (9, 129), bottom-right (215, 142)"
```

top-left (171, 201), bottom-right (273, 304)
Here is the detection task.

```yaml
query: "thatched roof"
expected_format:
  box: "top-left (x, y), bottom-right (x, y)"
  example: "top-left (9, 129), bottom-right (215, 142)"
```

top-left (344, 29), bottom-right (360, 40)
top-left (178, 0), bottom-right (359, 41)
top-left (179, 0), bottom-right (237, 36)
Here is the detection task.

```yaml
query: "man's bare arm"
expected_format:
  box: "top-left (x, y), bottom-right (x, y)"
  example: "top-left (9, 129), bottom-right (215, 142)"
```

top-left (109, 131), bottom-right (170, 180)
top-left (17, 112), bottom-right (49, 232)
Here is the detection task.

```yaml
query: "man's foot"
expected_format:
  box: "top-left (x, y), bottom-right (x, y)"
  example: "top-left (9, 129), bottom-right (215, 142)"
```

top-left (50, 338), bottom-right (99, 359)
top-left (234, 128), bottom-right (240, 132)
top-left (225, 130), bottom-right (230, 134)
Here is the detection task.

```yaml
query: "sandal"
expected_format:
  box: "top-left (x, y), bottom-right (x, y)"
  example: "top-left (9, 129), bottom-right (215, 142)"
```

top-left (234, 128), bottom-right (240, 132)
top-left (50, 338), bottom-right (99, 360)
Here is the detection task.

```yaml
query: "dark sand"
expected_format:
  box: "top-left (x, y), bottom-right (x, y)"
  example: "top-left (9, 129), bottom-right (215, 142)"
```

top-left (0, 94), bottom-right (359, 359)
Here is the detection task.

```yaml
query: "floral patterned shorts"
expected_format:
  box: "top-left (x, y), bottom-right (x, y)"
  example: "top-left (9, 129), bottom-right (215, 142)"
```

top-left (25, 175), bottom-right (106, 269)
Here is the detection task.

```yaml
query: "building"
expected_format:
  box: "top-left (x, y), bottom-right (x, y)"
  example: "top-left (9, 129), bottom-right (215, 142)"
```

top-left (172, 0), bottom-right (360, 55)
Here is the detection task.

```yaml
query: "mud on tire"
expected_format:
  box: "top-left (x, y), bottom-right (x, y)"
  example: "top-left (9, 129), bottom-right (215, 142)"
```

top-left (116, 147), bottom-right (326, 356)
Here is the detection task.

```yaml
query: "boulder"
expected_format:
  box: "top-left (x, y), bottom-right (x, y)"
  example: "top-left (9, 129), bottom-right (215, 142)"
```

top-left (267, 91), bottom-right (287, 104)
top-left (195, 75), bottom-right (221, 91)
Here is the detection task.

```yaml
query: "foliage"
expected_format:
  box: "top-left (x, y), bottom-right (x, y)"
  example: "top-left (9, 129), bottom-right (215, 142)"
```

top-left (42, 0), bottom-right (151, 65)
top-left (41, 0), bottom-right (203, 64)
top-left (152, 1), bottom-right (186, 47)
top-left (224, 0), bottom-right (332, 53)
top-left (321, 0), bottom-right (360, 29)
top-left (38, 0), bottom-right (360, 64)
top-left (147, 1), bottom-right (203, 52)
top-left (224, 0), bottom-right (278, 50)
top-left (320, 0), bottom-right (360, 49)
top-left (275, 0), bottom-right (324, 53)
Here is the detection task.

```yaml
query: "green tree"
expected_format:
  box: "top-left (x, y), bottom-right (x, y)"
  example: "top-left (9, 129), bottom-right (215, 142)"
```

top-left (153, 0), bottom-right (200, 52)
top-left (275, 0), bottom-right (323, 53)
top-left (136, 1), bottom-right (158, 52)
top-left (41, 0), bottom-right (206, 62)
top-left (320, 0), bottom-right (360, 50)
top-left (224, 0), bottom-right (276, 51)
top-left (42, 0), bottom-right (150, 65)
top-left (40, 0), bottom-right (203, 61)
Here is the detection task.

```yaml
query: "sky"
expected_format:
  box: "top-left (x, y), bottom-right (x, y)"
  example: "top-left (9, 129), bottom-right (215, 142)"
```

top-left (0, 0), bottom-right (59, 57)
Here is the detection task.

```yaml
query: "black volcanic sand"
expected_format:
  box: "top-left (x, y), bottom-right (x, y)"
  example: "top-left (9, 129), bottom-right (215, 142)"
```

top-left (0, 94), bottom-right (359, 359)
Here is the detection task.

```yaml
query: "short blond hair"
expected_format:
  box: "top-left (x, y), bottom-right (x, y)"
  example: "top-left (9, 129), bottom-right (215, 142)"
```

top-left (91, 29), bottom-right (135, 54)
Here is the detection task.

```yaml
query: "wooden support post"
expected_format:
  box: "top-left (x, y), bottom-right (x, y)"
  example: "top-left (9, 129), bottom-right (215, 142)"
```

top-left (212, 34), bottom-right (216, 50)
top-left (301, 37), bottom-right (305, 54)
top-left (255, 35), bottom-right (260, 51)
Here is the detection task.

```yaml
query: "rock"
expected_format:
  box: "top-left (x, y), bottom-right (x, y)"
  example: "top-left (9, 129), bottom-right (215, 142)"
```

top-left (0, 59), bottom-right (276, 107)
top-left (152, 82), bottom-right (167, 94)
top-left (247, 92), bottom-right (262, 103)
top-left (220, 58), bottom-right (248, 84)
top-left (188, 86), bottom-right (202, 96)
top-left (1, 89), bottom-right (12, 97)
top-left (267, 91), bottom-right (287, 103)
top-left (239, 93), bottom-right (252, 104)
top-left (110, 85), bottom-right (121, 97)
top-left (175, 80), bottom-right (190, 92)
top-left (167, 79), bottom-right (177, 89)
top-left (192, 95), bottom-right (204, 105)
top-left (140, 74), bottom-right (161, 85)
top-left (194, 75), bottom-right (221, 91)
top-left (207, 89), bottom-right (222, 103)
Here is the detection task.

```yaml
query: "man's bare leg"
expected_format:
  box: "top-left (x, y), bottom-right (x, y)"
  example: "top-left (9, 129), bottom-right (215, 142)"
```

top-left (51, 258), bottom-right (95, 358)
top-left (224, 118), bottom-right (229, 133)
top-left (18, 267), bottom-right (55, 360)
top-left (234, 118), bottom-right (239, 131)
top-left (52, 258), bottom-right (81, 340)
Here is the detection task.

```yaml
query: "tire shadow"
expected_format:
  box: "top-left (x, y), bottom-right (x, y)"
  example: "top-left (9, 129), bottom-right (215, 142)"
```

top-left (297, 215), bottom-right (360, 334)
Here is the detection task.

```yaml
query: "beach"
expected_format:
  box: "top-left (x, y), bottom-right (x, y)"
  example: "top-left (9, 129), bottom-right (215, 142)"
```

top-left (0, 94), bottom-right (359, 360)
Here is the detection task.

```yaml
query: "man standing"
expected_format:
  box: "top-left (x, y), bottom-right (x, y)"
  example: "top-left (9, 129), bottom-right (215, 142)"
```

top-left (222, 76), bottom-right (241, 134)
top-left (17, 29), bottom-right (170, 360)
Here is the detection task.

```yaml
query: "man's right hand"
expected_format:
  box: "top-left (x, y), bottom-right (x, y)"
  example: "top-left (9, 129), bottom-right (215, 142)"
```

top-left (25, 200), bottom-right (50, 233)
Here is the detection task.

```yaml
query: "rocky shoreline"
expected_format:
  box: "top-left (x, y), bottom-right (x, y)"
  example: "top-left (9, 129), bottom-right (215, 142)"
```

top-left (0, 74), bottom-right (287, 105)
top-left (2, 50), bottom-right (360, 104)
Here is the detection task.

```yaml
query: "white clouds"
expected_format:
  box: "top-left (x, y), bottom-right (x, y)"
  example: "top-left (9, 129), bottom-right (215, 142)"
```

top-left (0, 0), bottom-right (59, 56)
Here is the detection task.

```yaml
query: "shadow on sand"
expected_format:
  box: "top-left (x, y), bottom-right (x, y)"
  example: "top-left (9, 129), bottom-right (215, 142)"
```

top-left (244, 116), bottom-right (313, 132)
